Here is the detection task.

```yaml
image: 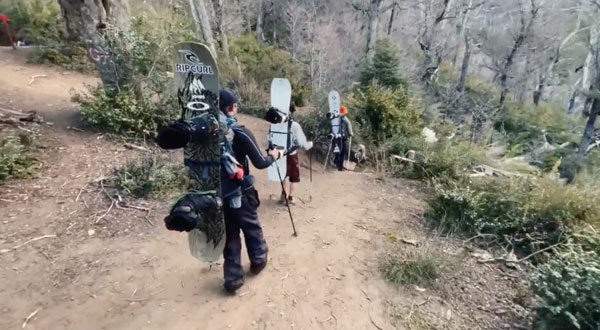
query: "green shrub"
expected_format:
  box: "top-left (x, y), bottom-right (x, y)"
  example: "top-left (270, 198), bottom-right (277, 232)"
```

top-left (0, 130), bottom-right (40, 182)
top-left (110, 153), bottom-right (186, 199)
top-left (532, 247), bottom-right (600, 330)
top-left (360, 38), bottom-right (407, 89)
top-left (73, 8), bottom-right (195, 138)
top-left (226, 34), bottom-right (311, 107)
top-left (349, 84), bottom-right (423, 148)
top-left (0, 0), bottom-right (65, 44)
top-left (387, 137), bottom-right (485, 182)
top-left (0, 0), bottom-right (95, 71)
top-left (497, 102), bottom-right (579, 157)
top-left (75, 85), bottom-right (177, 139)
top-left (429, 62), bottom-right (499, 125)
top-left (427, 177), bottom-right (599, 255)
top-left (382, 248), bottom-right (454, 287)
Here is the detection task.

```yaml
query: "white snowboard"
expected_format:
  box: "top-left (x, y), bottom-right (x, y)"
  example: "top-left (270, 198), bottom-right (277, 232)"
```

top-left (328, 91), bottom-right (341, 137)
top-left (268, 78), bottom-right (292, 182)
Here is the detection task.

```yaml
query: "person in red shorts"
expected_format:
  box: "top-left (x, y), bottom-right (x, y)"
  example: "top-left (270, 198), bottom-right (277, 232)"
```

top-left (279, 104), bottom-right (313, 205)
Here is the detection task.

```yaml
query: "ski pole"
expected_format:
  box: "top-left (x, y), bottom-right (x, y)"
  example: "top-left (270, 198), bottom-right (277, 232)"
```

top-left (274, 156), bottom-right (297, 236)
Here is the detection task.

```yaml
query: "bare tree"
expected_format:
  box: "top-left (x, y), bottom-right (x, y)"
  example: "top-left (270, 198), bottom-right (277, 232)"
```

top-left (256, 0), bottom-right (266, 42)
top-left (353, 0), bottom-right (397, 63)
top-left (284, 0), bottom-right (306, 60)
top-left (189, 0), bottom-right (216, 53)
top-left (456, 31), bottom-right (472, 93)
top-left (418, 0), bottom-right (455, 82)
top-left (212, 0), bottom-right (229, 54)
top-left (578, 6), bottom-right (600, 157)
top-left (497, 0), bottom-right (543, 106)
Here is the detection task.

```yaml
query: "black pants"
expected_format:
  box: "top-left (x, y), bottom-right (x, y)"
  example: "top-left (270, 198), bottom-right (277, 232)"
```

top-left (223, 188), bottom-right (268, 284)
top-left (334, 137), bottom-right (349, 170)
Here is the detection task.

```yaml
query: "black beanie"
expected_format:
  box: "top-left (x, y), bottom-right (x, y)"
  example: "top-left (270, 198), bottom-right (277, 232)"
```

top-left (219, 90), bottom-right (238, 111)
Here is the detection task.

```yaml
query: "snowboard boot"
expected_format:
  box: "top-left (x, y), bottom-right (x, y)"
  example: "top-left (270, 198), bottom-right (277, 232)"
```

top-left (250, 249), bottom-right (269, 275)
top-left (278, 192), bottom-right (286, 204)
top-left (287, 196), bottom-right (296, 205)
top-left (224, 278), bottom-right (244, 294)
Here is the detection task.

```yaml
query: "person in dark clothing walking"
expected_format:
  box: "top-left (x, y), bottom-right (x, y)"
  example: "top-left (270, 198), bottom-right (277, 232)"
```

top-left (334, 106), bottom-right (353, 171)
top-left (219, 90), bottom-right (281, 294)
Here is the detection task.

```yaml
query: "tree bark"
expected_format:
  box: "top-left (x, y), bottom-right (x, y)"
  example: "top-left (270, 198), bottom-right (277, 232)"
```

top-left (57, 0), bottom-right (130, 42)
top-left (211, 0), bottom-right (228, 54)
top-left (189, 0), bottom-right (216, 53)
top-left (387, 5), bottom-right (395, 36)
top-left (256, 0), bottom-right (265, 42)
top-left (365, 0), bottom-right (384, 63)
top-left (499, 1), bottom-right (539, 106)
top-left (533, 50), bottom-right (558, 106)
top-left (578, 94), bottom-right (600, 158)
top-left (456, 31), bottom-right (472, 94)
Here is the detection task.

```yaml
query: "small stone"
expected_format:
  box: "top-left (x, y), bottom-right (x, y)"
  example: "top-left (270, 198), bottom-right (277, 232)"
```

top-left (87, 229), bottom-right (95, 236)
top-left (445, 309), bottom-right (452, 320)
top-left (495, 308), bottom-right (508, 316)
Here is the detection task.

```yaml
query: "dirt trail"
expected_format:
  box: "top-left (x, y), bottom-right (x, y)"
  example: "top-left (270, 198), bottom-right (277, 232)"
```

top-left (0, 47), bottom-right (532, 330)
top-left (0, 47), bottom-right (412, 330)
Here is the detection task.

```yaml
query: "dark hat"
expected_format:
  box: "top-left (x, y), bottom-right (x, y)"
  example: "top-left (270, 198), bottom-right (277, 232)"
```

top-left (219, 90), bottom-right (238, 110)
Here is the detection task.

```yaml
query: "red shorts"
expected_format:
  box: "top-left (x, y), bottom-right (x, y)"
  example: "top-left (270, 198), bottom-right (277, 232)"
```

top-left (286, 153), bottom-right (300, 183)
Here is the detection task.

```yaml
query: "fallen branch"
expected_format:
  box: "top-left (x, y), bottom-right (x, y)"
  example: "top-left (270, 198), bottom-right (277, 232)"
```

top-left (471, 164), bottom-right (519, 177)
top-left (22, 309), bottom-right (39, 328)
top-left (399, 238), bottom-right (419, 246)
top-left (369, 310), bottom-right (384, 330)
top-left (124, 143), bottom-right (150, 152)
top-left (117, 202), bottom-right (149, 212)
top-left (0, 106), bottom-right (26, 116)
top-left (94, 201), bottom-right (115, 224)
top-left (1, 235), bottom-right (57, 254)
top-left (28, 74), bottom-right (47, 86)
top-left (391, 154), bottom-right (416, 163)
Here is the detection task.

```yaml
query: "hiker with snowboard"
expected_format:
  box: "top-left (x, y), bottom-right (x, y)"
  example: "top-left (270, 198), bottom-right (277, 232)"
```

top-left (334, 106), bottom-right (353, 171)
top-left (219, 90), bottom-right (281, 293)
top-left (269, 104), bottom-right (313, 205)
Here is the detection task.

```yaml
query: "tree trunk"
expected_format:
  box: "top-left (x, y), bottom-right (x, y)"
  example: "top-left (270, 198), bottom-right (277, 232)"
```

top-left (499, 2), bottom-right (539, 106)
top-left (189, 0), bottom-right (215, 53)
top-left (456, 32), bottom-right (471, 94)
top-left (452, 0), bottom-right (474, 67)
top-left (578, 20), bottom-right (600, 158)
top-left (211, 0), bottom-right (228, 54)
top-left (256, 0), bottom-right (265, 42)
top-left (387, 5), bottom-right (395, 36)
top-left (578, 95), bottom-right (600, 159)
top-left (533, 50), bottom-right (558, 106)
top-left (57, 0), bottom-right (130, 42)
top-left (365, 0), bottom-right (386, 63)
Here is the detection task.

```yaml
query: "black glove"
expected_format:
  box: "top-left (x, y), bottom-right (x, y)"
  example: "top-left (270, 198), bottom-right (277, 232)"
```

top-left (156, 121), bottom-right (192, 149)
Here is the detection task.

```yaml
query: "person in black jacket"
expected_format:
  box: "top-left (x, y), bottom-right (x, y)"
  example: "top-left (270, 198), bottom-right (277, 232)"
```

top-left (219, 90), bottom-right (281, 294)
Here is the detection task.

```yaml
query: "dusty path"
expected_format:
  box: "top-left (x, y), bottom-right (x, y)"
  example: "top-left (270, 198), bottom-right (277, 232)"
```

top-left (0, 47), bottom-right (533, 330)
top-left (0, 47), bottom-right (408, 330)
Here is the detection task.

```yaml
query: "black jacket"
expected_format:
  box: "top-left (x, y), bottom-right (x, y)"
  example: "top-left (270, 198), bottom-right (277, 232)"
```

top-left (232, 125), bottom-right (275, 175)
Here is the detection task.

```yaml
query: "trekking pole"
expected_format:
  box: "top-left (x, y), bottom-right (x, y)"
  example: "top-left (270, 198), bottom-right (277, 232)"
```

top-left (309, 148), bottom-right (313, 202)
top-left (274, 149), bottom-right (298, 236)
top-left (323, 135), bottom-right (333, 172)
top-left (346, 137), bottom-right (352, 167)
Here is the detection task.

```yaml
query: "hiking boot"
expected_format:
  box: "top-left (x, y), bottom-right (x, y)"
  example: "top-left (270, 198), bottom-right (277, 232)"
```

top-left (224, 278), bottom-right (244, 294)
top-left (287, 196), bottom-right (296, 205)
top-left (278, 192), bottom-right (286, 204)
top-left (250, 249), bottom-right (268, 275)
